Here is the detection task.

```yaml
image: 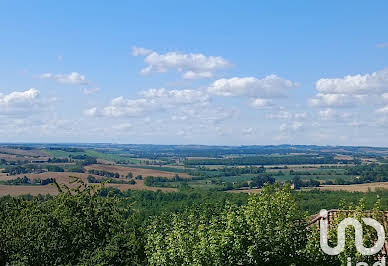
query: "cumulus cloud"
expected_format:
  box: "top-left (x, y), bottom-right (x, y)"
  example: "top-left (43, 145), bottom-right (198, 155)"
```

top-left (87, 88), bottom-right (210, 118)
top-left (309, 93), bottom-right (366, 107)
top-left (178, 106), bottom-right (238, 124)
top-left (207, 75), bottom-right (298, 98)
top-left (40, 72), bottom-right (89, 85)
top-left (139, 88), bottom-right (209, 106)
top-left (0, 88), bottom-right (55, 116)
top-left (0, 88), bottom-right (41, 115)
top-left (101, 97), bottom-right (149, 117)
top-left (0, 88), bottom-right (39, 106)
top-left (132, 46), bottom-right (230, 79)
top-left (250, 98), bottom-right (274, 108)
top-left (310, 68), bottom-right (388, 108)
top-left (315, 68), bottom-right (388, 95)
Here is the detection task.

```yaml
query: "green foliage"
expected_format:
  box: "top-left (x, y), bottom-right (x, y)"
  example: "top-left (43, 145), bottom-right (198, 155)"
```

top-left (46, 165), bottom-right (65, 172)
top-left (0, 180), bottom-right (145, 265)
top-left (88, 169), bottom-right (120, 178)
top-left (250, 173), bottom-right (275, 188)
top-left (146, 185), bottom-right (308, 265)
top-left (185, 155), bottom-right (353, 166)
top-left (1, 183), bottom-right (387, 265)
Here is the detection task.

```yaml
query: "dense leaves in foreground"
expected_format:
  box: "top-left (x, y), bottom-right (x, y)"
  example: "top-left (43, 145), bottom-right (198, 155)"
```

top-left (0, 182), bottom-right (386, 265)
top-left (0, 180), bottom-right (145, 265)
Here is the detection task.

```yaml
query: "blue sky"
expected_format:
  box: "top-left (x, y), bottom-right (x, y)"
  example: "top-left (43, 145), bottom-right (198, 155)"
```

top-left (1, 0), bottom-right (388, 146)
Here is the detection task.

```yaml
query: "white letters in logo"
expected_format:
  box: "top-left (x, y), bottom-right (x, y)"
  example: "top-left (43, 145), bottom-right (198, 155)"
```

top-left (319, 209), bottom-right (385, 256)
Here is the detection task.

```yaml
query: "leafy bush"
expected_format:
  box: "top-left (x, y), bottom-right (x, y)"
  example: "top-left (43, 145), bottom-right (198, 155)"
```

top-left (0, 180), bottom-right (145, 265)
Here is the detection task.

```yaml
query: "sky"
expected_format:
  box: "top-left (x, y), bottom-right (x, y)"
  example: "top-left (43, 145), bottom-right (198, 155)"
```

top-left (0, 0), bottom-right (388, 146)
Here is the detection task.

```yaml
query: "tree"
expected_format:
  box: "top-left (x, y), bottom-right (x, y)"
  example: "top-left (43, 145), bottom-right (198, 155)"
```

top-left (146, 184), bottom-right (308, 265)
top-left (127, 172), bottom-right (133, 178)
top-left (0, 179), bottom-right (145, 265)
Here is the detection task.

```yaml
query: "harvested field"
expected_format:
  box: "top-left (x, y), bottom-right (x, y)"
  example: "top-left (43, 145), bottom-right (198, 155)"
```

top-left (319, 182), bottom-right (388, 192)
top-left (334, 154), bottom-right (353, 160)
top-left (227, 188), bottom-right (262, 194)
top-left (0, 153), bottom-right (49, 162)
top-left (84, 164), bottom-right (190, 178)
top-left (0, 147), bottom-right (49, 157)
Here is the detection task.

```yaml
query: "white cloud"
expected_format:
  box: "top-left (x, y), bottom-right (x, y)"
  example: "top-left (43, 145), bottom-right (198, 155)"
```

top-left (207, 75), bottom-right (298, 98)
top-left (102, 97), bottom-right (149, 117)
top-left (315, 68), bottom-right (388, 95)
top-left (40, 72), bottom-right (89, 85)
top-left (0, 88), bottom-right (45, 116)
top-left (310, 68), bottom-right (388, 108)
top-left (250, 98), bottom-right (273, 108)
top-left (182, 71), bottom-right (213, 80)
top-left (319, 108), bottom-right (337, 120)
top-left (83, 87), bottom-right (100, 95)
top-left (309, 93), bottom-right (366, 107)
top-left (84, 107), bottom-right (98, 116)
top-left (112, 123), bottom-right (132, 131)
top-left (318, 108), bottom-right (357, 122)
top-left (267, 110), bottom-right (293, 120)
top-left (139, 88), bottom-right (209, 106)
top-left (0, 88), bottom-right (55, 117)
top-left (178, 106), bottom-right (238, 124)
top-left (88, 88), bottom-right (210, 118)
top-left (279, 121), bottom-right (303, 132)
top-left (266, 110), bottom-right (307, 120)
top-left (0, 88), bottom-right (39, 106)
top-left (132, 46), bottom-right (230, 79)
top-left (131, 47), bottom-right (153, 56)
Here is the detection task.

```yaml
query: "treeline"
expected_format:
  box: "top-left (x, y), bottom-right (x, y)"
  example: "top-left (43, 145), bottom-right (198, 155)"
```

top-left (87, 169), bottom-right (120, 178)
top-left (0, 176), bottom-right (55, 186)
top-left (0, 184), bottom-right (383, 265)
top-left (47, 157), bottom-right (69, 163)
top-left (3, 165), bottom-right (66, 175)
top-left (317, 163), bottom-right (388, 185)
top-left (345, 163), bottom-right (388, 182)
top-left (187, 166), bottom-right (266, 177)
top-left (1, 158), bottom-right (98, 175)
top-left (144, 175), bottom-right (184, 187)
top-left (184, 155), bottom-right (353, 166)
top-left (47, 147), bottom-right (85, 152)
top-left (87, 175), bottom-right (136, 185)
top-left (2, 165), bottom-right (43, 175)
